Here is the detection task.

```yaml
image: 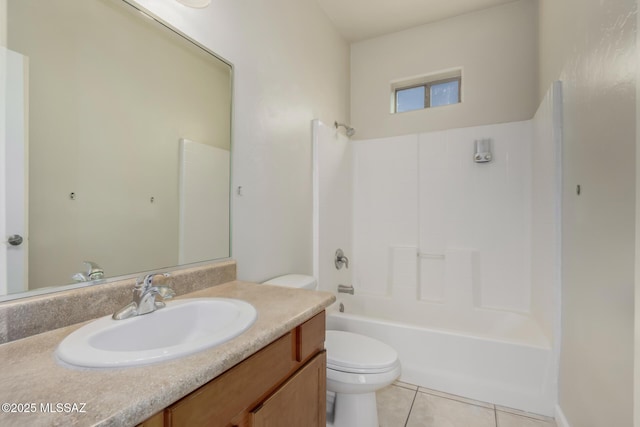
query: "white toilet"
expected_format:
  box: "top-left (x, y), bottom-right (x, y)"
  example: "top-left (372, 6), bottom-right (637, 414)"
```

top-left (263, 274), bottom-right (401, 427)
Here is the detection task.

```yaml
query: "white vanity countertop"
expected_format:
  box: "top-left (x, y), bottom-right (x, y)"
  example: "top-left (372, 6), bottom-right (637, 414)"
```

top-left (0, 281), bottom-right (335, 427)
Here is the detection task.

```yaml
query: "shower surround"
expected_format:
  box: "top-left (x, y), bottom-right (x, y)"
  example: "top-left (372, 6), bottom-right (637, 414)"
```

top-left (312, 83), bottom-right (562, 416)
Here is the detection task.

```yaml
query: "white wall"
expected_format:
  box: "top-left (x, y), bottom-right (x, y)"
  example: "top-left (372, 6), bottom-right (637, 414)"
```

top-left (539, 0), bottom-right (636, 425)
top-left (132, 0), bottom-right (350, 283)
top-left (350, 0), bottom-right (537, 140)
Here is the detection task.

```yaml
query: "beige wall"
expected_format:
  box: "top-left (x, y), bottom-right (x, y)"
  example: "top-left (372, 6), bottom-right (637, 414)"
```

top-left (350, 0), bottom-right (537, 140)
top-left (8, 0), bottom-right (232, 288)
top-left (0, 0), bottom-right (5, 46)
top-left (539, 0), bottom-right (636, 425)
top-left (132, 0), bottom-right (350, 282)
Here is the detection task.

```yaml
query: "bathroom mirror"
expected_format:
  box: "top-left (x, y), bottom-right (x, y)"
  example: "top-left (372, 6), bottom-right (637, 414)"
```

top-left (1, 0), bottom-right (232, 300)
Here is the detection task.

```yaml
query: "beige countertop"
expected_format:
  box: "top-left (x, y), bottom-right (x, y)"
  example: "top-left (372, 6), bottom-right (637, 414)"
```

top-left (0, 281), bottom-right (335, 427)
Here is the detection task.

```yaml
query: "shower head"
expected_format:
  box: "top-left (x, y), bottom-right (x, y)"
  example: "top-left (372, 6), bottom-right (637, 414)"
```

top-left (335, 121), bottom-right (356, 138)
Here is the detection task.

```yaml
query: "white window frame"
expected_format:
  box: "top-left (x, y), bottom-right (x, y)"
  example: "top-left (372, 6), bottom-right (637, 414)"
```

top-left (391, 68), bottom-right (463, 113)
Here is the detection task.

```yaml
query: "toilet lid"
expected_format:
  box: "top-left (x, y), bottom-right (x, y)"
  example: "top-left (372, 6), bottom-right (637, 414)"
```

top-left (262, 274), bottom-right (317, 290)
top-left (325, 330), bottom-right (399, 373)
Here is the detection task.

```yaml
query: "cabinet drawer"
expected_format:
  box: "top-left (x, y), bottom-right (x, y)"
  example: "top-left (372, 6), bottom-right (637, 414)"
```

top-left (295, 311), bottom-right (325, 363)
top-left (136, 411), bottom-right (164, 427)
top-left (165, 332), bottom-right (296, 427)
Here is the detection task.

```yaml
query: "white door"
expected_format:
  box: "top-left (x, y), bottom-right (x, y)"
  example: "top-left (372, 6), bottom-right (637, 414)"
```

top-left (1, 47), bottom-right (29, 295)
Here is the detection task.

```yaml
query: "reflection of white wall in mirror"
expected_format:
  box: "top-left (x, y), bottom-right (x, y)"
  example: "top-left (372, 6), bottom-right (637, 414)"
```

top-left (7, 0), bottom-right (231, 290)
top-left (2, 47), bottom-right (29, 294)
top-left (179, 139), bottom-right (230, 264)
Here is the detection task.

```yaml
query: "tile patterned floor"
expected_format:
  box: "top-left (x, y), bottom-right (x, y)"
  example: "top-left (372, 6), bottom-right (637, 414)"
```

top-left (376, 381), bottom-right (557, 427)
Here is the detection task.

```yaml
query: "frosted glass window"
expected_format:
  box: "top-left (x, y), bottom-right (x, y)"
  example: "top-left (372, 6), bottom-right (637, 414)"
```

top-left (430, 80), bottom-right (460, 107)
top-left (396, 86), bottom-right (425, 113)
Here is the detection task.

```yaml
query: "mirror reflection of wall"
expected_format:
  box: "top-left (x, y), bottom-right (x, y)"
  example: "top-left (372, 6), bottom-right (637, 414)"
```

top-left (3, 0), bottom-right (232, 295)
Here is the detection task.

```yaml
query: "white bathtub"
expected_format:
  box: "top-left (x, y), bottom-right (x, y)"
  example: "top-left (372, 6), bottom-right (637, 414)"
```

top-left (326, 296), bottom-right (556, 416)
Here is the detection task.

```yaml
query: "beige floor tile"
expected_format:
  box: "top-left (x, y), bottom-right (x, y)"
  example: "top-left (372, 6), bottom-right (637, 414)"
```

top-left (418, 387), bottom-right (495, 409)
top-left (394, 380), bottom-right (419, 391)
top-left (496, 411), bottom-right (556, 427)
top-left (406, 391), bottom-right (497, 427)
top-left (377, 385), bottom-right (417, 427)
top-left (495, 406), bottom-right (555, 423)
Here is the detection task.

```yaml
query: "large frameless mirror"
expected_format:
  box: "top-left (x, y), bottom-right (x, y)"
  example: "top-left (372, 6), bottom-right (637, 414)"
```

top-left (1, 0), bottom-right (232, 300)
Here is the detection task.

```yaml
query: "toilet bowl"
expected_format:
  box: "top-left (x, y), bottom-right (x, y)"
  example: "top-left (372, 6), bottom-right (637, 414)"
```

top-left (325, 330), bottom-right (401, 427)
top-left (263, 274), bottom-right (401, 427)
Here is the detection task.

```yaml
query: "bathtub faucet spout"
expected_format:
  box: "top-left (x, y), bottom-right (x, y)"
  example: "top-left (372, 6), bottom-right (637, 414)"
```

top-left (338, 284), bottom-right (354, 295)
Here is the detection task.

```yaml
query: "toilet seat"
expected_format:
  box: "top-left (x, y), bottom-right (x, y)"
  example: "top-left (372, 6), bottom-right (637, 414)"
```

top-left (326, 330), bottom-right (399, 374)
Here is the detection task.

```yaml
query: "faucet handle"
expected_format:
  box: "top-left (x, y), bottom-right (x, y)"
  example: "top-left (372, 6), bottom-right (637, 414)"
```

top-left (114, 273), bottom-right (173, 320)
top-left (83, 261), bottom-right (104, 280)
top-left (136, 272), bottom-right (171, 289)
top-left (335, 249), bottom-right (350, 270)
top-left (72, 261), bottom-right (104, 282)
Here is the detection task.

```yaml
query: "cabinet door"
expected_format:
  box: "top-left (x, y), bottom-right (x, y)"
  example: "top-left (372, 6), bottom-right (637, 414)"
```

top-left (165, 333), bottom-right (296, 427)
top-left (251, 352), bottom-right (326, 427)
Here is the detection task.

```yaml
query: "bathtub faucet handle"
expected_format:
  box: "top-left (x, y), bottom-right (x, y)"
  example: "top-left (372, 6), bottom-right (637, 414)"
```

top-left (335, 249), bottom-right (349, 270)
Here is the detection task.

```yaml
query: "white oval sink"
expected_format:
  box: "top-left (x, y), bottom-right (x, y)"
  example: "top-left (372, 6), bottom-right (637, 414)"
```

top-left (56, 298), bottom-right (257, 368)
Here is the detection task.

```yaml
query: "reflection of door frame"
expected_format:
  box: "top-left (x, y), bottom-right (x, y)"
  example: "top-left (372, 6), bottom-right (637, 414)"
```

top-left (0, 48), bottom-right (6, 295)
top-left (1, 48), bottom-right (29, 295)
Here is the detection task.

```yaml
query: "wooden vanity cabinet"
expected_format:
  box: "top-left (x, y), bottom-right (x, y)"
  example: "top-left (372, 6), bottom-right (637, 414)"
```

top-left (138, 311), bottom-right (326, 427)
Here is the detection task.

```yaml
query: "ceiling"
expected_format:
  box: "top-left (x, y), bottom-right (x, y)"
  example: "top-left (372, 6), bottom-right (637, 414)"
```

top-left (316, 0), bottom-right (520, 42)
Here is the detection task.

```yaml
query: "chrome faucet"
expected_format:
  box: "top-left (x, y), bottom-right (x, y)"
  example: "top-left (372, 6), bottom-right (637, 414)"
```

top-left (112, 273), bottom-right (176, 320)
top-left (337, 284), bottom-right (354, 295)
top-left (72, 261), bottom-right (105, 282)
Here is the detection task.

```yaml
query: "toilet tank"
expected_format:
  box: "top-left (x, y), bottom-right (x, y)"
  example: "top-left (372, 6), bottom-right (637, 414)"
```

top-left (262, 274), bottom-right (317, 290)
